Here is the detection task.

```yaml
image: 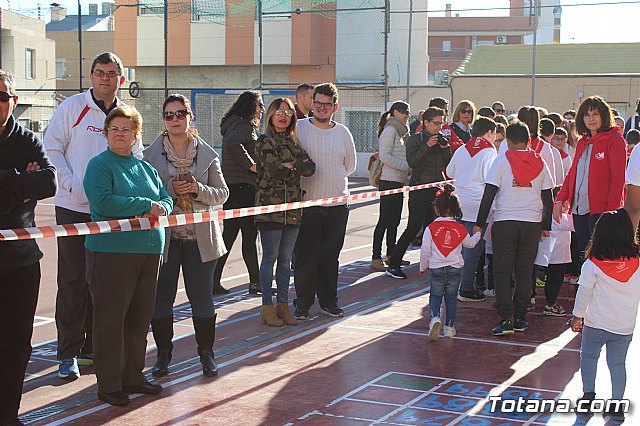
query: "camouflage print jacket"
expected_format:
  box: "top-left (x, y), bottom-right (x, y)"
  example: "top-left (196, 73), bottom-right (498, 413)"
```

top-left (255, 133), bottom-right (316, 225)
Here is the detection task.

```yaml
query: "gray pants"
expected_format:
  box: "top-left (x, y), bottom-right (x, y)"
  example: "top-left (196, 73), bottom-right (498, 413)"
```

top-left (86, 250), bottom-right (160, 393)
top-left (492, 220), bottom-right (541, 321)
top-left (55, 207), bottom-right (93, 359)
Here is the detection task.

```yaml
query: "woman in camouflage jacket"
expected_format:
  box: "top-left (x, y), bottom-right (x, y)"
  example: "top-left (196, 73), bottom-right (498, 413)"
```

top-left (255, 97), bottom-right (315, 326)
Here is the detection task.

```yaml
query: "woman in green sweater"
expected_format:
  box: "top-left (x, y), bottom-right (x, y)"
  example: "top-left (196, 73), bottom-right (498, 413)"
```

top-left (83, 106), bottom-right (173, 407)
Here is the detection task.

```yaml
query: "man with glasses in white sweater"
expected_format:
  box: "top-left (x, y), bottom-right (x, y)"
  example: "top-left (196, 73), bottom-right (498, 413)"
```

top-left (293, 83), bottom-right (357, 320)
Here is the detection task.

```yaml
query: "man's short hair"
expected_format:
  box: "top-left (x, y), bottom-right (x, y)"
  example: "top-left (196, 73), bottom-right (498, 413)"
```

top-left (313, 82), bottom-right (338, 104)
top-left (546, 113), bottom-right (563, 127)
top-left (423, 107), bottom-right (445, 122)
top-left (477, 106), bottom-right (496, 118)
top-left (472, 117), bottom-right (497, 137)
top-left (627, 129), bottom-right (640, 144)
top-left (296, 83), bottom-right (314, 96)
top-left (554, 127), bottom-right (568, 137)
top-left (428, 97), bottom-right (448, 111)
top-left (91, 52), bottom-right (124, 74)
top-left (0, 69), bottom-right (17, 96)
top-left (563, 109), bottom-right (576, 118)
top-left (540, 118), bottom-right (556, 137)
top-left (506, 121), bottom-right (530, 145)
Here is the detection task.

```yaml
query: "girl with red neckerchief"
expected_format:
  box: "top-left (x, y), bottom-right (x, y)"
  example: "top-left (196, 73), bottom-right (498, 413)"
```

top-left (554, 96), bottom-right (627, 259)
top-left (420, 184), bottom-right (481, 341)
top-left (570, 209), bottom-right (640, 422)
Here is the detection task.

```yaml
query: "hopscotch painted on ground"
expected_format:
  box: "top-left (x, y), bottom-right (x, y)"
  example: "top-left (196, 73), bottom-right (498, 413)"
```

top-left (288, 372), bottom-right (609, 425)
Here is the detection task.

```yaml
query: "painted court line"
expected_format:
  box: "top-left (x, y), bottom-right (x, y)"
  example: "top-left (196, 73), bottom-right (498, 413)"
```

top-left (333, 323), bottom-right (581, 353)
top-left (45, 288), bottom-right (427, 425)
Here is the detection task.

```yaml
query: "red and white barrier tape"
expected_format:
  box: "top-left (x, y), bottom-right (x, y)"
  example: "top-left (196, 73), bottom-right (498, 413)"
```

top-left (0, 180), bottom-right (453, 241)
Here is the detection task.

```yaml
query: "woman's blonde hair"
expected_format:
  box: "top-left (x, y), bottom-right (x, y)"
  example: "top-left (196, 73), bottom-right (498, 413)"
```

top-left (104, 105), bottom-right (143, 140)
top-left (264, 97), bottom-right (297, 141)
top-left (452, 100), bottom-right (476, 123)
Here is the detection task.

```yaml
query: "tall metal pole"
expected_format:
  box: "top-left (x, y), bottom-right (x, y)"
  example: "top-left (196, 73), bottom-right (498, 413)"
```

top-left (164, 0), bottom-right (168, 97)
top-left (531, 0), bottom-right (538, 105)
top-left (258, 0), bottom-right (263, 89)
top-left (78, 0), bottom-right (82, 92)
top-left (405, 0), bottom-right (413, 102)
top-left (383, 0), bottom-right (390, 105)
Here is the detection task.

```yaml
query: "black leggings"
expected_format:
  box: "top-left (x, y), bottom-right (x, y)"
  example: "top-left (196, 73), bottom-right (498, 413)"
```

top-left (213, 183), bottom-right (259, 285)
top-left (372, 180), bottom-right (403, 260)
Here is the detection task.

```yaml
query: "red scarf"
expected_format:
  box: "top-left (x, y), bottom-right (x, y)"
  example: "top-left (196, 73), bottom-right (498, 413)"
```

top-left (591, 257), bottom-right (640, 283)
top-left (505, 148), bottom-right (544, 187)
top-left (428, 220), bottom-right (468, 257)
top-left (529, 137), bottom-right (544, 154)
top-left (465, 137), bottom-right (495, 157)
top-left (559, 149), bottom-right (568, 159)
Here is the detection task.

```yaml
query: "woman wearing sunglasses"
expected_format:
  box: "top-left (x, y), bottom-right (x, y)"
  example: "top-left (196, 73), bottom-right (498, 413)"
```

top-left (450, 100), bottom-right (476, 143)
top-left (144, 94), bottom-right (229, 378)
top-left (255, 98), bottom-right (315, 326)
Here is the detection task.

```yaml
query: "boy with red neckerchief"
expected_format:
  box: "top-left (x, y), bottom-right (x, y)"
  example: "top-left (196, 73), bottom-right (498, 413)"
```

top-left (420, 184), bottom-right (481, 341)
top-left (570, 209), bottom-right (640, 422)
top-left (446, 117), bottom-right (498, 302)
top-left (474, 121), bottom-right (554, 336)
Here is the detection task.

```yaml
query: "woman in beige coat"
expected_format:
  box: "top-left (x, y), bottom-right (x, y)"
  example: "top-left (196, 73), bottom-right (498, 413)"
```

top-left (144, 94), bottom-right (228, 378)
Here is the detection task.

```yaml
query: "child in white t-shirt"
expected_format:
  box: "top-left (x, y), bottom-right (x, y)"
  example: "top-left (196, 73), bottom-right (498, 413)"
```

top-left (571, 209), bottom-right (640, 422)
top-left (540, 209), bottom-right (574, 316)
top-left (475, 121), bottom-right (554, 336)
top-left (420, 184), bottom-right (481, 340)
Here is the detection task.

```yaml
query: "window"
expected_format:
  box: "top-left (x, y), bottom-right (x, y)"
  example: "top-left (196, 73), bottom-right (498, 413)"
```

top-left (345, 111), bottom-right (380, 152)
top-left (191, 0), bottom-right (223, 22)
top-left (26, 49), bottom-right (36, 79)
top-left (139, 0), bottom-right (164, 16)
top-left (442, 41), bottom-right (451, 52)
top-left (56, 59), bottom-right (67, 80)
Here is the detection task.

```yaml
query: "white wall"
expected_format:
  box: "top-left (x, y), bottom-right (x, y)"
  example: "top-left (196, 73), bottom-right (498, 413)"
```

top-left (191, 22), bottom-right (226, 66)
top-left (253, 18), bottom-right (292, 65)
top-left (137, 16), bottom-right (164, 66)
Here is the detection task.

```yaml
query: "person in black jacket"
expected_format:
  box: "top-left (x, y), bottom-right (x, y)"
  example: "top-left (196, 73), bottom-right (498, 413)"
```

top-left (0, 69), bottom-right (57, 425)
top-left (386, 107), bottom-right (452, 279)
top-left (213, 91), bottom-right (264, 295)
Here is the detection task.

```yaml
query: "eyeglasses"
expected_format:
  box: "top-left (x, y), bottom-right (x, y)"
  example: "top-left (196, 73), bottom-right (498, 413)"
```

top-left (275, 109), bottom-right (294, 117)
top-left (403, 110), bottom-right (412, 116)
top-left (461, 109), bottom-right (473, 114)
top-left (494, 108), bottom-right (505, 114)
top-left (92, 69), bottom-right (121, 79)
top-left (162, 109), bottom-right (189, 121)
top-left (429, 120), bottom-right (444, 126)
top-left (107, 126), bottom-right (133, 135)
top-left (313, 101), bottom-right (334, 110)
top-left (0, 91), bottom-right (15, 103)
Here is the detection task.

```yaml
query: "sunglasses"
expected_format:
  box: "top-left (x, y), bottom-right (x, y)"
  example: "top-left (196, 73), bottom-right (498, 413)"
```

top-left (461, 109), bottom-right (473, 114)
top-left (494, 109), bottom-right (505, 114)
top-left (275, 109), bottom-right (294, 117)
top-left (0, 91), bottom-right (15, 103)
top-left (162, 109), bottom-right (189, 121)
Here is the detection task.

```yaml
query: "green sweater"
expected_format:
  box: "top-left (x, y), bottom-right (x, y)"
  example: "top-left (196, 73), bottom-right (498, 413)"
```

top-left (83, 149), bottom-right (173, 254)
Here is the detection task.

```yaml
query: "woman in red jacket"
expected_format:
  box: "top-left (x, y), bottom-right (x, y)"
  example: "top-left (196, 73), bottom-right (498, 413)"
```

top-left (554, 96), bottom-right (627, 257)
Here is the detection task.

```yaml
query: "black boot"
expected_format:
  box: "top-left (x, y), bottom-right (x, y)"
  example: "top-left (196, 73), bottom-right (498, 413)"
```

top-left (151, 316), bottom-right (174, 377)
top-left (193, 314), bottom-right (218, 377)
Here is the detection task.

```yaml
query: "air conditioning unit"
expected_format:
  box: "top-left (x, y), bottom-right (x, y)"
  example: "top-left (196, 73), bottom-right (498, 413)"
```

top-left (496, 35), bottom-right (508, 44)
top-left (31, 120), bottom-right (43, 132)
top-left (434, 70), bottom-right (449, 86)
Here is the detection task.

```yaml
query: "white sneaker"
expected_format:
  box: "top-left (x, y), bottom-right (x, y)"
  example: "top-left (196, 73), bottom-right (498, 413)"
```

top-left (484, 289), bottom-right (495, 297)
top-left (444, 325), bottom-right (456, 337)
top-left (428, 317), bottom-right (441, 341)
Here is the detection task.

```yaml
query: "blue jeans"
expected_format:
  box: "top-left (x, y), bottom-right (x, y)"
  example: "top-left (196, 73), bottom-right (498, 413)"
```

top-left (429, 266), bottom-right (462, 327)
top-left (459, 219), bottom-right (486, 295)
top-left (259, 225), bottom-right (300, 305)
top-left (154, 239), bottom-right (216, 319)
top-left (581, 325), bottom-right (633, 399)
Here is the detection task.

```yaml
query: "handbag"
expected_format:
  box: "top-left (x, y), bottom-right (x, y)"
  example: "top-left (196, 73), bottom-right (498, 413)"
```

top-left (368, 127), bottom-right (398, 187)
top-left (368, 152), bottom-right (383, 187)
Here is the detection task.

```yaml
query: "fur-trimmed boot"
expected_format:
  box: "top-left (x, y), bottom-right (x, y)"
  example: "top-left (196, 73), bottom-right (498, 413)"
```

top-left (260, 304), bottom-right (283, 327)
top-left (276, 302), bottom-right (298, 325)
